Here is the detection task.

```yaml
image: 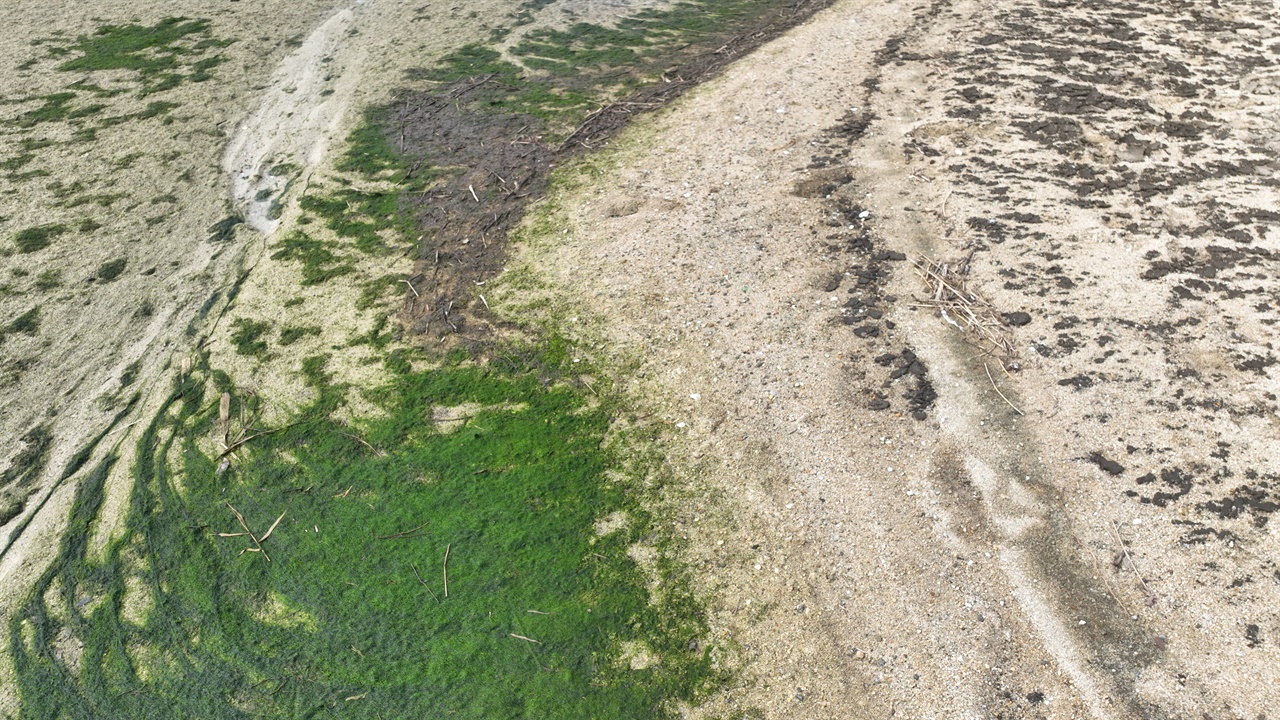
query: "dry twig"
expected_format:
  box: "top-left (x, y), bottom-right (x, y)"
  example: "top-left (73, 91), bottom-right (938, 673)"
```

top-left (1112, 522), bottom-right (1157, 607)
top-left (259, 511), bottom-right (286, 542)
top-left (226, 503), bottom-right (271, 563)
top-left (378, 522), bottom-right (430, 540)
top-left (1071, 527), bottom-right (1134, 617)
top-left (340, 431), bottom-right (386, 457)
top-left (411, 562), bottom-right (441, 603)
top-left (218, 424), bottom-right (294, 459)
top-left (911, 255), bottom-right (1017, 370)
top-left (443, 543), bottom-right (451, 598)
top-left (985, 363), bottom-right (1024, 416)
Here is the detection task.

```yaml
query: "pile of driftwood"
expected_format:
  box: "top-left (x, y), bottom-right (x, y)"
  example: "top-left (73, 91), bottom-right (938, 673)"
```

top-left (911, 253), bottom-right (1018, 372)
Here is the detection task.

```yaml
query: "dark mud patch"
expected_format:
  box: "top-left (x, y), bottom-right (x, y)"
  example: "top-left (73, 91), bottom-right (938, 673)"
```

top-left (376, 0), bottom-right (839, 345)
top-left (1089, 452), bottom-right (1125, 476)
top-left (393, 84), bottom-right (553, 338)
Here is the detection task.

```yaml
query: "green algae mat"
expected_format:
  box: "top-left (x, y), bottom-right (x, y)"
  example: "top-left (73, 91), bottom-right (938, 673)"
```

top-left (3, 1), bottom-right (852, 714)
top-left (10, 350), bottom-right (715, 718)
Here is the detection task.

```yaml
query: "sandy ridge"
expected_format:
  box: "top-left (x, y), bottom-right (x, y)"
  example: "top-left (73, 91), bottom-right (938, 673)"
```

top-left (509, 0), bottom-right (1280, 716)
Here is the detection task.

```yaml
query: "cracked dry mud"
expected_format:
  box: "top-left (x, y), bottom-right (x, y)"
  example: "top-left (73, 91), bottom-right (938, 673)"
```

top-left (522, 0), bottom-right (1280, 716)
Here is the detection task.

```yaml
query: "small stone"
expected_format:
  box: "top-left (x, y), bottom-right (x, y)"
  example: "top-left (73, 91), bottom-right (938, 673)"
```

top-left (1003, 311), bottom-right (1032, 327)
top-left (1116, 143), bottom-right (1145, 163)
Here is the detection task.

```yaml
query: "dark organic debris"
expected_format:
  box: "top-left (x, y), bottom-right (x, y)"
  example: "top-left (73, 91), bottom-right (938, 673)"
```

top-left (1197, 484), bottom-right (1280, 527)
top-left (388, 0), bottom-right (842, 343)
top-left (912, 255), bottom-right (1017, 369)
top-left (1245, 624), bottom-right (1263, 648)
top-left (1090, 453), bottom-right (1125, 476)
top-left (1058, 374), bottom-right (1095, 390)
top-left (1125, 468), bottom-right (1196, 507)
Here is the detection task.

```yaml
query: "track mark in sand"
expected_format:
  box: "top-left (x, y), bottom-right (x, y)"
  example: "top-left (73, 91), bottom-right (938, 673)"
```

top-left (1002, 547), bottom-right (1112, 717)
top-left (964, 455), bottom-right (1116, 719)
top-left (223, 0), bottom-right (374, 234)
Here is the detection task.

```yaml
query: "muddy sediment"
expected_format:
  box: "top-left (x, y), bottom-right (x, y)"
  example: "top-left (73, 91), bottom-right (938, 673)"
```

top-left (386, 0), bottom-right (839, 342)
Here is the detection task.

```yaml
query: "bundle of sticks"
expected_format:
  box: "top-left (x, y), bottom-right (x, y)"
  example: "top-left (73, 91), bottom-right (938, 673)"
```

top-left (911, 254), bottom-right (1018, 371)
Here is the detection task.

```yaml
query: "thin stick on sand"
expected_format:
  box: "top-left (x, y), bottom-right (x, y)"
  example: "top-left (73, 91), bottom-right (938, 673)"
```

top-left (1071, 527), bottom-right (1134, 617)
top-left (1112, 522), bottom-right (1157, 606)
top-left (985, 363), bottom-right (1024, 416)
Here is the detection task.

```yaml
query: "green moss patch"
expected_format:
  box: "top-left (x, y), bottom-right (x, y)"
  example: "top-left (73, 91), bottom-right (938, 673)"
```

top-left (278, 325), bottom-right (322, 346)
top-left (95, 258), bottom-right (127, 282)
top-left (50, 18), bottom-right (231, 95)
top-left (9, 346), bottom-right (717, 718)
top-left (3, 18), bottom-right (226, 135)
top-left (269, 231), bottom-right (356, 286)
top-left (207, 215), bottom-right (244, 243)
top-left (12, 224), bottom-right (67, 253)
top-left (413, 0), bottom-right (824, 136)
top-left (1, 307), bottom-right (41, 342)
top-left (230, 318), bottom-right (272, 358)
top-left (34, 269), bottom-right (62, 291)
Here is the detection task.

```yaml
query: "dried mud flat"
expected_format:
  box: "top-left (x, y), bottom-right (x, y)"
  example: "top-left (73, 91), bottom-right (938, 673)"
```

top-left (518, 0), bottom-right (1280, 716)
top-left (1, 0), bottom-right (1277, 717)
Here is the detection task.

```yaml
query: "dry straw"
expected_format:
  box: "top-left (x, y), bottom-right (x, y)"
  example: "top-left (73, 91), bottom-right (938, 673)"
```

top-left (910, 254), bottom-right (1017, 371)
